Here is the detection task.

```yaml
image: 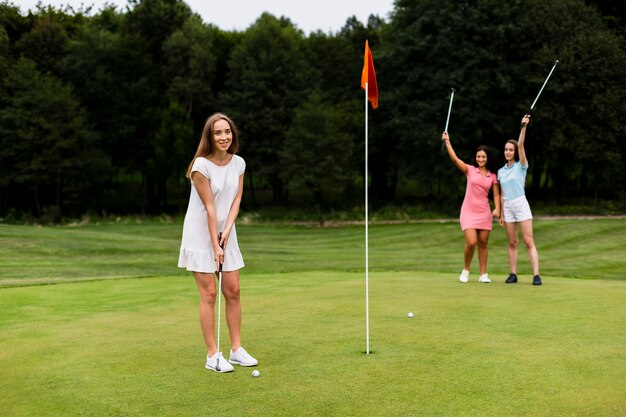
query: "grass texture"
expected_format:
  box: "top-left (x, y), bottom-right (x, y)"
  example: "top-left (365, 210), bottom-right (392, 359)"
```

top-left (0, 219), bottom-right (625, 416)
top-left (1, 218), bottom-right (625, 287)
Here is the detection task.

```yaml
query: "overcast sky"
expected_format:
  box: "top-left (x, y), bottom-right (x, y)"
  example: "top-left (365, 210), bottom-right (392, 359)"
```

top-left (16, 0), bottom-right (395, 33)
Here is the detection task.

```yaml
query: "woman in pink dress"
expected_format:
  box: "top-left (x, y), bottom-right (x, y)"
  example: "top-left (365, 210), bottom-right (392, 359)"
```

top-left (442, 132), bottom-right (501, 283)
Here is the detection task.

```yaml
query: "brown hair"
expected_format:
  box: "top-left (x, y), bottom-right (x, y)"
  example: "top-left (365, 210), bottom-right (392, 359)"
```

top-left (472, 145), bottom-right (496, 173)
top-left (505, 139), bottom-right (519, 162)
top-left (185, 113), bottom-right (239, 179)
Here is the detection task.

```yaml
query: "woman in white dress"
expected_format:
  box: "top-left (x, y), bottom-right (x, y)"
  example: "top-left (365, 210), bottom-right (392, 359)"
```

top-left (178, 113), bottom-right (257, 373)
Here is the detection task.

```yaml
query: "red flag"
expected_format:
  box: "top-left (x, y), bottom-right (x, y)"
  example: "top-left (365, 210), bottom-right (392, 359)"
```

top-left (361, 40), bottom-right (378, 109)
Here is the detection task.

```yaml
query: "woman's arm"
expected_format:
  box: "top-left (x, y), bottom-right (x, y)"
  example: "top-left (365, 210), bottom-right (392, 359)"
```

top-left (220, 173), bottom-right (245, 249)
top-left (442, 132), bottom-right (468, 174)
top-left (192, 172), bottom-right (224, 265)
top-left (492, 182), bottom-right (501, 219)
top-left (499, 193), bottom-right (505, 226)
top-left (518, 114), bottom-right (530, 167)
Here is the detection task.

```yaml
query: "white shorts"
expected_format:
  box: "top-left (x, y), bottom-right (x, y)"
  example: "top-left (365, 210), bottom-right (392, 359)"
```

top-left (503, 196), bottom-right (533, 223)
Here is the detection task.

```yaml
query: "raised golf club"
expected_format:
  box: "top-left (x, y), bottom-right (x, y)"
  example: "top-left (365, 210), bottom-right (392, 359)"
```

top-left (528, 60), bottom-right (559, 113)
top-left (441, 87), bottom-right (456, 151)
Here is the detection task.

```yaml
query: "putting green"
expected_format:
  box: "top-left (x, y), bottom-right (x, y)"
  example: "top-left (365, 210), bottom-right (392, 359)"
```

top-left (1, 271), bottom-right (624, 416)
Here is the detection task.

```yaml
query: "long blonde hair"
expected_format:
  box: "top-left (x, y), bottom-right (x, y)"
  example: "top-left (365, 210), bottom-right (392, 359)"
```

top-left (185, 113), bottom-right (239, 179)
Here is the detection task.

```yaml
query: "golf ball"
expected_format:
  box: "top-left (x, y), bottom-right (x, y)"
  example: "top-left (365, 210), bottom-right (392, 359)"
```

top-left (407, 312), bottom-right (414, 318)
top-left (252, 370), bottom-right (260, 377)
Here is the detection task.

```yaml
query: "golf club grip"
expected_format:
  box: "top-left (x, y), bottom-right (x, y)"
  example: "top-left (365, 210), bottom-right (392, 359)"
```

top-left (218, 232), bottom-right (223, 272)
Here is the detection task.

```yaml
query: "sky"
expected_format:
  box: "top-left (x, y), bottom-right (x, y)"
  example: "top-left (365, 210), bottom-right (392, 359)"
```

top-left (16, 0), bottom-right (395, 33)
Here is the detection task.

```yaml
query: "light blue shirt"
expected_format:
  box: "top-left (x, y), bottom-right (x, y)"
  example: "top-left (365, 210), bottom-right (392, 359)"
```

top-left (498, 161), bottom-right (528, 201)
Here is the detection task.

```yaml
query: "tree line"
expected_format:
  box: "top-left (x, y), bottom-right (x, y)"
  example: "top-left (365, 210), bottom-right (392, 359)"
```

top-left (1, 0), bottom-right (624, 221)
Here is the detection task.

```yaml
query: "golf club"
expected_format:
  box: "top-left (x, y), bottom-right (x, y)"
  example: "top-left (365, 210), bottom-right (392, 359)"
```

top-left (215, 232), bottom-right (224, 372)
top-left (528, 60), bottom-right (559, 113)
top-left (441, 87), bottom-right (456, 151)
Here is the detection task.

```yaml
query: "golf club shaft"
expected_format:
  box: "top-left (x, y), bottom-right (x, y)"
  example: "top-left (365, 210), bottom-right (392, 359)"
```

top-left (529, 60), bottom-right (559, 112)
top-left (216, 265), bottom-right (222, 357)
top-left (441, 88), bottom-right (455, 151)
top-left (216, 233), bottom-right (223, 371)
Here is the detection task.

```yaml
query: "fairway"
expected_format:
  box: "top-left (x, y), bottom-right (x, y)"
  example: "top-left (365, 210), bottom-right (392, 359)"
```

top-left (1, 219), bottom-right (625, 416)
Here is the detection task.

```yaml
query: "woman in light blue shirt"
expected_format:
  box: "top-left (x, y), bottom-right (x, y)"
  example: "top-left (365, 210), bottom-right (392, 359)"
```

top-left (497, 114), bottom-right (542, 285)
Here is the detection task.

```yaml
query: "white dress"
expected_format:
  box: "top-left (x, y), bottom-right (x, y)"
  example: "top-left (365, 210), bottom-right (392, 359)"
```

top-left (178, 155), bottom-right (245, 273)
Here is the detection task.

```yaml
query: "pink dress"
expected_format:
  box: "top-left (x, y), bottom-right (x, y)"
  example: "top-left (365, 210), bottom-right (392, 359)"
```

top-left (459, 164), bottom-right (498, 231)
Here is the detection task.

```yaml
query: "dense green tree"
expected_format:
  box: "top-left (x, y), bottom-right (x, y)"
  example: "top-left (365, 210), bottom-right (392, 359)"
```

top-left (149, 101), bottom-right (194, 207)
top-left (380, 0), bottom-right (626, 202)
top-left (339, 14), bottom-right (386, 55)
top-left (163, 15), bottom-right (218, 118)
top-left (125, 0), bottom-right (192, 62)
top-left (0, 1), bottom-right (624, 218)
top-left (122, 0), bottom-right (195, 210)
top-left (0, 2), bottom-right (34, 45)
top-left (0, 25), bottom-right (9, 76)
top-left (222, 13), bottom-right (311, 204)
top-left (303, 30), bottom-right (363, 202)
top-left (522, 0), bottom-right (626, 199)
top-left (63, 21), bottom-right (151, 176)
top-left (586, 0), bottom-right (626, 40)
top-left (280, 92), bottom-right (355, 221)
top-left (90, 2), bottom-right (126, 32)
top-left (0, 57), bottom-right (109, 216)
top-left (380, 0), bottom-right (526, 202)
top-left (16, 17), bottom-right (69, 75)
top-left (304, 30), bottom-right (361, 101)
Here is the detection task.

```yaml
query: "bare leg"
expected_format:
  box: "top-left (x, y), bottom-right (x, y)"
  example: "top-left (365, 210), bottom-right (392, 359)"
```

top-left (194, 272), bottom-right (217, 355)
top-left (463, 229), bottom-right (478, 270)
top-left (520, 220), bottom-right (540, 276)
top-left (221, 270), bottom-right (242, 351)
top-left (505, 222), bottom-right (519, 274)
top-left (476, 229), bottom-right (490, 274)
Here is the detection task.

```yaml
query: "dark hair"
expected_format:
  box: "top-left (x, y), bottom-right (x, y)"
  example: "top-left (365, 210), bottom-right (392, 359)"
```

top-left (505, 139), bottom-right (519, 162)
top-left (185, 113), bottom-right (239, 178)
top-left (472, 145), bottom-right (497, 173)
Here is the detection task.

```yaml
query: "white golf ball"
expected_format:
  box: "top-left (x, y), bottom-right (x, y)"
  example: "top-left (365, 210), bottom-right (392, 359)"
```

top-left (252, 370), bottom-right (260, 377)
top-left (407, 312), bottom-right (414, 318)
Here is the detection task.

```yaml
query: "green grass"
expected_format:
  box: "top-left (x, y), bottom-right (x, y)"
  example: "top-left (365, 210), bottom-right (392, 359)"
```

top-left (1, 218), bottom-right (626, 286)
top-left (1, 219), bottom-right (625, 416)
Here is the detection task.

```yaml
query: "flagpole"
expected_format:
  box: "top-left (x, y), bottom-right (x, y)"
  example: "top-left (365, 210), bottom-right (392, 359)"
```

top-left (365, 81), bottom-right (370, 355)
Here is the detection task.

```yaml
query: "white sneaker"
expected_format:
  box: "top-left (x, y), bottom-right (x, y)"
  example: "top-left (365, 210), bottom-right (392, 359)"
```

top-left (206, 352), bottom-right (234, 373)
top-left (228, 347), bottom-right (258, 367)
top-left (478, 273), bottom-right (491, 283)
top-left (459, 269), bottom-right (469, 283)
